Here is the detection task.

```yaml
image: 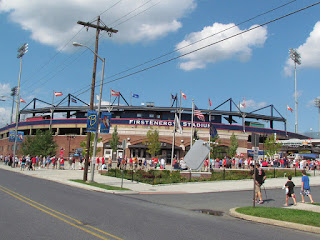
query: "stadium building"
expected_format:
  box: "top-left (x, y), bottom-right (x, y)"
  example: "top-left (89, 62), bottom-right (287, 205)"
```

top-left (0, 94), bottom-right (308, 161)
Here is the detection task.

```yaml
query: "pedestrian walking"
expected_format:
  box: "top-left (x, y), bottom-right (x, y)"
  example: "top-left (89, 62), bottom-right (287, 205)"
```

top-left (253, 164), bottom-right (266, 204)
top-left (284, 175), bottom-right (297, 206)
top-left (300, 170), bottom-right (314, 203)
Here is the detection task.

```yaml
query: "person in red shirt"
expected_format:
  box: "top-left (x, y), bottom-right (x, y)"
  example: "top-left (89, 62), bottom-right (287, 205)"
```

top-left (31, 156), bottom-right (37, 171)
top-left (222, 158), bottom-right (227, 168)
top-left (96, 157), bottom-right (100, 170)
top-left (60, 158), bottom-right (65, 170)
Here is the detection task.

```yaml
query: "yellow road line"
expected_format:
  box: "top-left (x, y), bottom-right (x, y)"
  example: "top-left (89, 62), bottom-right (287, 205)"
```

top-left (0, 185), bottom-right (123, 240)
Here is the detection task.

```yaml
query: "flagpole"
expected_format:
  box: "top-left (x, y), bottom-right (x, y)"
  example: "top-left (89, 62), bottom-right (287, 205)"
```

top-left (109, 88), bottom-right (111, 112)
top-left (208, 112), bottom-right (211, 172)
top-left (179, 90), bottom-right (182, 124)
top-left (171, 110), bottom-right (177, 172)
top-left (50, 90), bottom-right (54, 130)
top-left (242, 98), bottom-right (246, 133)
top-left (286, 106), bottom-right (288, 137)
top-left (191, 99), bottom-right (194, 147)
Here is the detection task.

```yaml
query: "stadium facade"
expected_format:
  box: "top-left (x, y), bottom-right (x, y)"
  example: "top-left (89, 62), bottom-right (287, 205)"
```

top-left (0, 94), bottom-right (308, 160)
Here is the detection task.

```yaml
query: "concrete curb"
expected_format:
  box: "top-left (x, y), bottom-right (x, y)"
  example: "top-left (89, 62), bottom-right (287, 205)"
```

top-left (229, 207), bottom-right (320, 234)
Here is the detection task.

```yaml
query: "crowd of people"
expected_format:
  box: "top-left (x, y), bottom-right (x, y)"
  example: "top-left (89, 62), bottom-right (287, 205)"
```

top-left (1, 153), bottom-right (320, 173)
top-left (1, 154), bottom-right (70, 170)
top-left (203, 156), bottom-right (320, 171)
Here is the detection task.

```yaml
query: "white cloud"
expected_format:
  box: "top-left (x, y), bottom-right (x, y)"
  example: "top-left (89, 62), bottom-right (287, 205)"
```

top-left (239, 99), bottom-right (267, 110)
top-left (0, 83), bottom-right (11, 97)
top-left (307, 96), bottom-right (320, 108)
top-left (284, 21), bottom-right (320, 76)
top-left (0, 0), bottom-right (196, 50)
top-left (0, 107), bottom-right (11, 127)
top-left (96, 94), bottom-right (110, 106)
top-left (176, 23), bottom-right (267, 71)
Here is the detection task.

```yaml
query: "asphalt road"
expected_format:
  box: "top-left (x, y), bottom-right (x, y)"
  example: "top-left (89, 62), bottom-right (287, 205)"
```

top-left (0, 169), bottom-right (319, 240)
top-left (125, 185), bottom-right (320, 212)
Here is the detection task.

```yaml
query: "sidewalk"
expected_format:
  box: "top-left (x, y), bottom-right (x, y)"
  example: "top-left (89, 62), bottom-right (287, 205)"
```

top-left (1, 163), bottom-right (320, 194)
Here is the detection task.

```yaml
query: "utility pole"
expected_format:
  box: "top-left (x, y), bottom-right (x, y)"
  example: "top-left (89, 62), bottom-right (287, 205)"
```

top-left (77, 16), bottom-right (117, 181)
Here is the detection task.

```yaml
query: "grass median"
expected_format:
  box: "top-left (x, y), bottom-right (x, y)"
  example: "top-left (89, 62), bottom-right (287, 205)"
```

top-left (236, 207), bottom-right (320, 227)
top-left (70, 179), bottom-right (130, 191)
top-left (103, 168), bottom-right (305, 185)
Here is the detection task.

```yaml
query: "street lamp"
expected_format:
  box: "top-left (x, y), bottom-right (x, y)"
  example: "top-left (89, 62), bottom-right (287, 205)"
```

top-left (73, 42), bottom-right (105, 182)
top-left (10, 87), bottom-right (18, 123)
top-left (314, 98), bottom-right (320, 134)
top-left (289, 48), bottom-right (301, 133)
top-left (13, 43), bottom-right (28, 167)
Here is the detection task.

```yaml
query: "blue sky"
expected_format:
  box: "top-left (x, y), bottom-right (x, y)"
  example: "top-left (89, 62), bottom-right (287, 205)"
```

top-left (0, 0), bottom-right (320, 134)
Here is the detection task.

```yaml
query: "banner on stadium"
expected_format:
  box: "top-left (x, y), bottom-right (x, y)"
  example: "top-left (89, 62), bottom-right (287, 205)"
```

top-left (87, 110), bottom-right (98, 133)
top-left (100, 112), bottom-right (112, 134)
top-left (9, 131), bottom-right (24, 143)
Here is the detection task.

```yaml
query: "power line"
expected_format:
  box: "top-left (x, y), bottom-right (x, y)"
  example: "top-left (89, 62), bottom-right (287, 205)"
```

top-left (74, 1), bottom-right (320, 98)
top-left (23, 1), bottom-right (159, 99)
top-left (101, 0), bottom-right (298, 82)
top-left (21, 1), bottom-right (124, 92)
top-left (70, 0), bottom-right (299, 99)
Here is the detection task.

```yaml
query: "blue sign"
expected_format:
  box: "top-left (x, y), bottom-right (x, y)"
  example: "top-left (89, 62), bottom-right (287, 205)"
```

top-left (9, 131), bottom-right (15, 142)
top-left (100, 112), bottom-right (112, 134)
top-left (87, 110), bottom-right (98, 132)
top-left (9, 131), bottom-right (24, 142)
top-left (17, 131), bottom-right (24, 143)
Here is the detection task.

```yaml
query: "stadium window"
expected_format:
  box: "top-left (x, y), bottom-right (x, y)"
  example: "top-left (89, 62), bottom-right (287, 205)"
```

top-left (137, 113), bottom-right (142, 118)
top-left (149, 114), bottom-right (154, 118)
top-left (156, 115), bottom-right (161, 119)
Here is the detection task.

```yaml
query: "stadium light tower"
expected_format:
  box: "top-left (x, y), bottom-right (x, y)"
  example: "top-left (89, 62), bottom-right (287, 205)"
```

top-left (73, 42), bottom-right (105, 182)
top-left (13, 43), bottom-right (28, 167)
top-left (314, 98), bottom-right (320, 135)
top-left (289, 48), bottom-right (301, 133)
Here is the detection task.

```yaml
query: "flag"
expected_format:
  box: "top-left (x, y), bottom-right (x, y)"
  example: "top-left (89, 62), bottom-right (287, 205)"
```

top-left (20, 98), bottom-right (26, 103)
top-left (132, 93), bottom-right (139, 98)
top-left (240, 97), bottom-right (245, 108)
top-left (111, 89), bottom-right (120, 96)
top-left (194, 104), bottom-right (205, 121)
top-left (287, 105), bottom-right (293, 112)
top-left (171, 94), bottom-right (177, 100)
top-left (54, 92), bottom-right (63, 97)
top-left (174, 113), bottom-right (183, 134)
top-left (209, 98), bottom-right (212, 107)
top-left (181, 92), bottom-right (187, 100)
top-left (71, 98), bottom-right (77, 103)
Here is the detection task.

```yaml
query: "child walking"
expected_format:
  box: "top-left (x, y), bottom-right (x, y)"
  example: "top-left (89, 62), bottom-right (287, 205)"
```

top-left (284, 175), bottom-right (297, 206)
top-left (300, 170), bottom-right (314, 203)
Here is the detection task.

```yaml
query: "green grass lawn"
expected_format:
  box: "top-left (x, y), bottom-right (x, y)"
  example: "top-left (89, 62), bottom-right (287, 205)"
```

top-left (236, 207), bottom-right (320, 227)
top-left (70, 179), bottom-right (130, 191)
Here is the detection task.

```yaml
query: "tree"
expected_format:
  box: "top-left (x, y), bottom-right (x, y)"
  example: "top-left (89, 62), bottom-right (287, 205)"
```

top-left (264, 135), bottom-right (282, 159)
top-left (210, 134), bottom-right (223, 159)
top-left (228, 133), bottom-right (238, 158)
top-left (144, 129), bottom-right (161, 157)
top-left (80, 132), bottom-right (102, 158)
top-left (109, 126), bottom-right (120, 159)
top-left (20, 130), bottom-right (58, 156)
top-left (193, 129), bottom-right (199, 144)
